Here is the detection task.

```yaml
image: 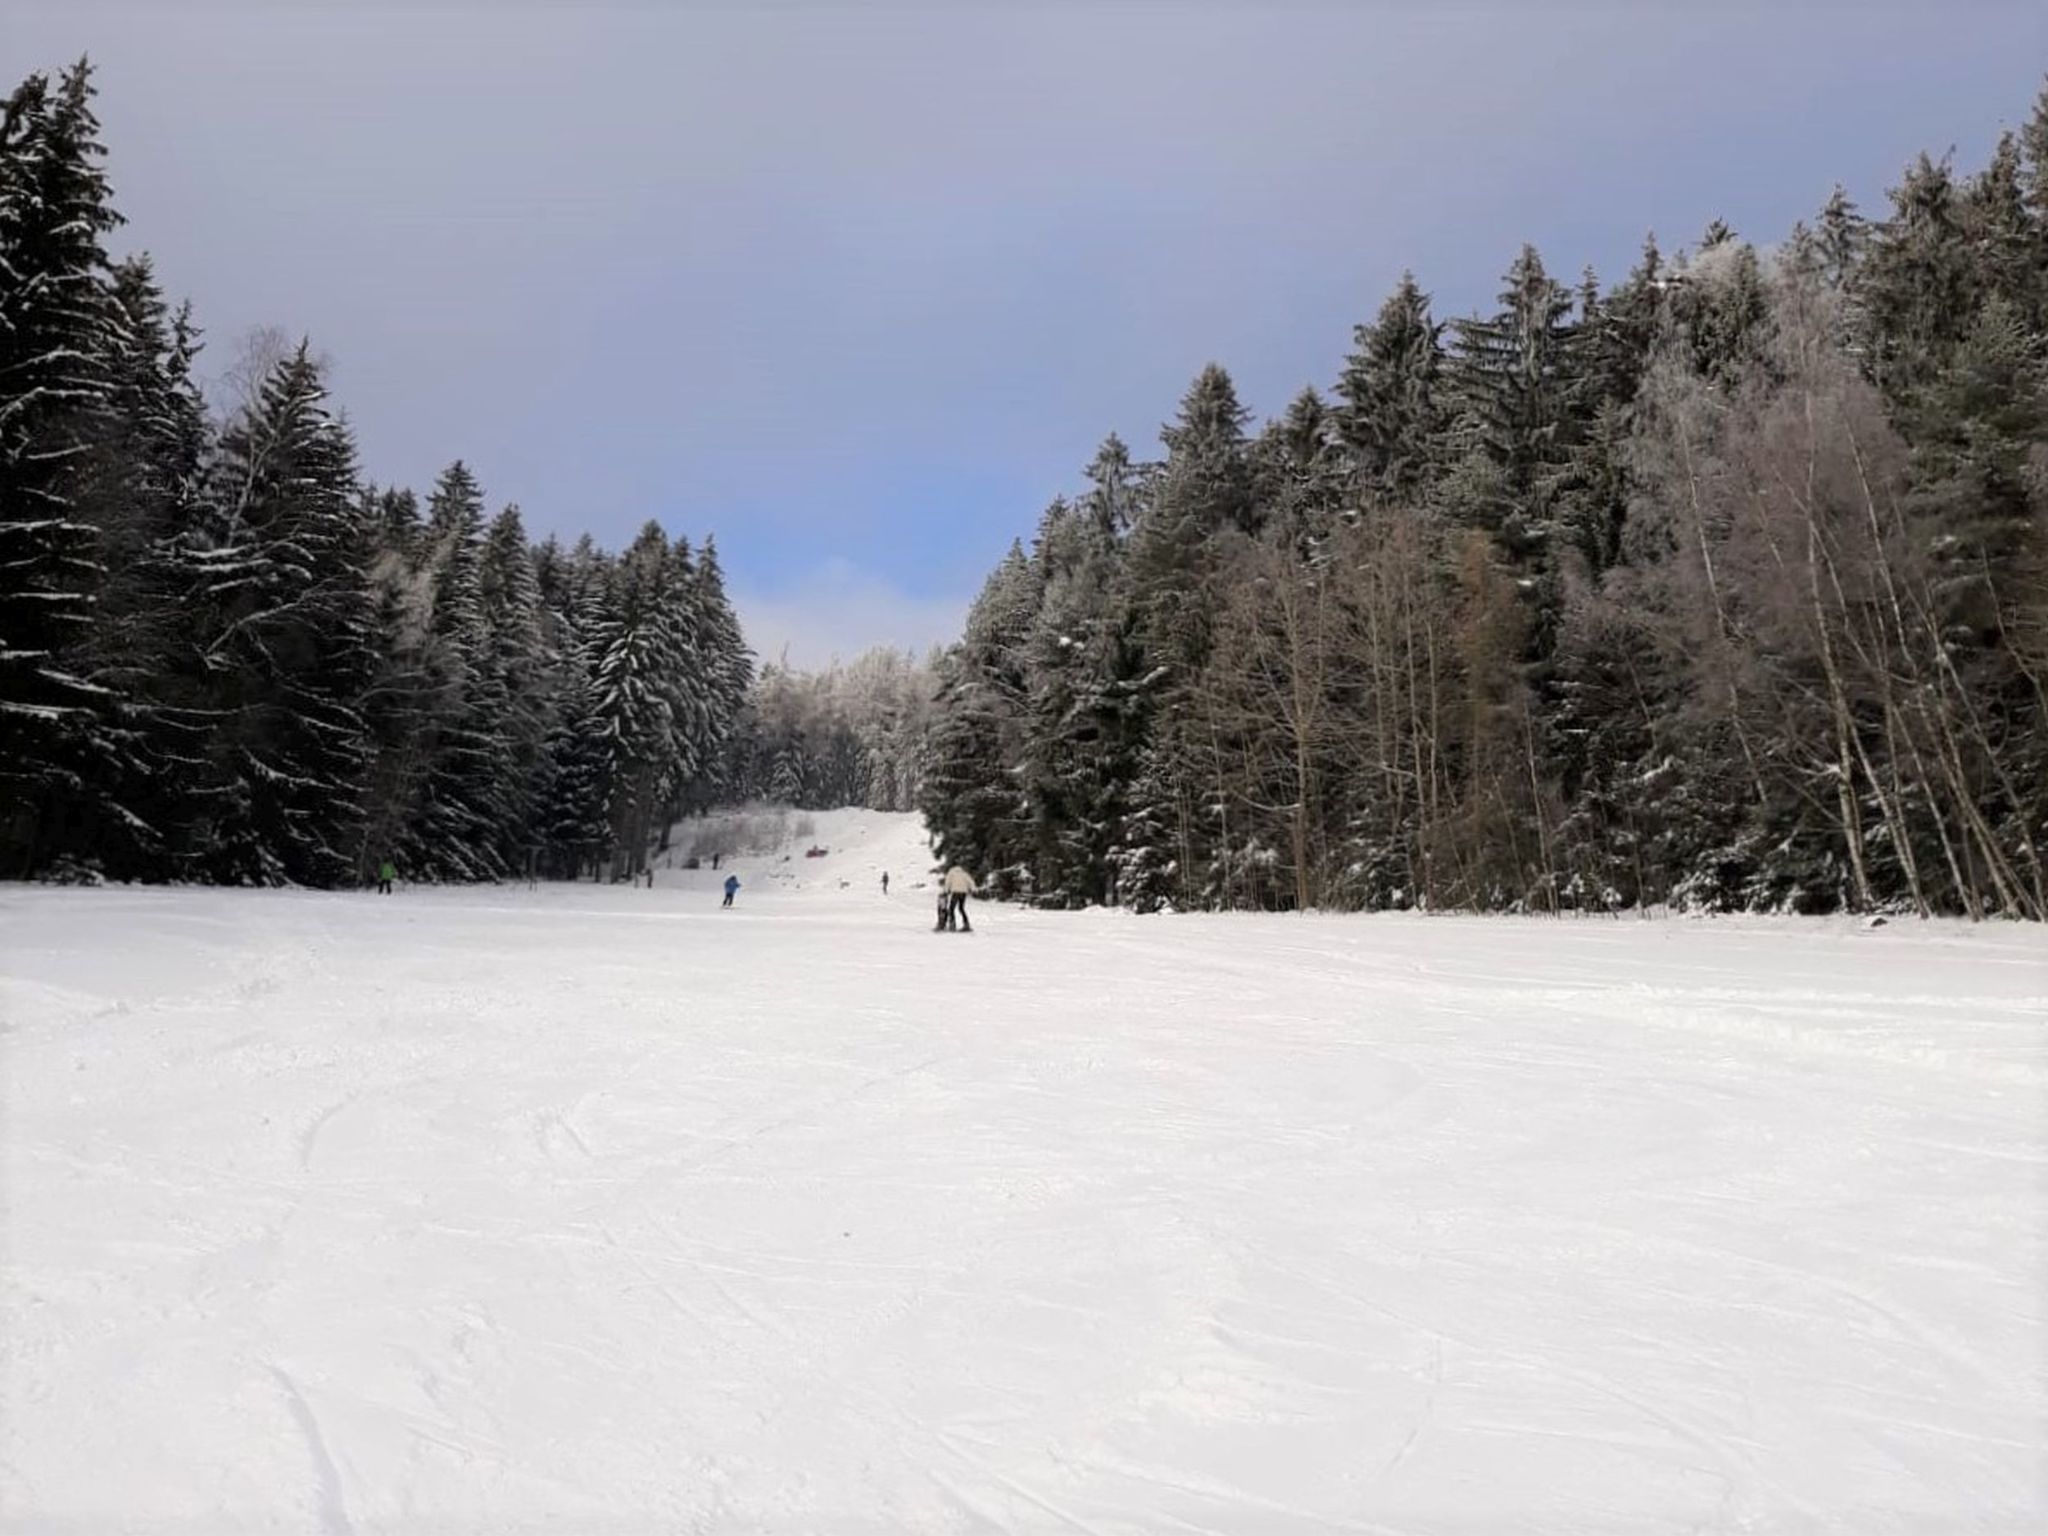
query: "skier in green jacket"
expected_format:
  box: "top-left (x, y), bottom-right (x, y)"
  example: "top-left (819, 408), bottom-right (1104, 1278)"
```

top-left (376, 859), bottom-right (396, 895)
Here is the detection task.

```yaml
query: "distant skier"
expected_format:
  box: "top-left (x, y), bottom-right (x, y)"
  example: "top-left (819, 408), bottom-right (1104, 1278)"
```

top-left (722, 873), bottom-right (740, 908)
top-left (942, 864), bottom-right (977, 932)
top-left (881, 871), bottom-right (890, 896)
top-left (376, 858), bottom-right (396, 896)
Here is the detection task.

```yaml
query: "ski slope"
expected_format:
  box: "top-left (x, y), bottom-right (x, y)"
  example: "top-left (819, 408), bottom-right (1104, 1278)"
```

top-left (3, 810), bottom-right (2043, 1534)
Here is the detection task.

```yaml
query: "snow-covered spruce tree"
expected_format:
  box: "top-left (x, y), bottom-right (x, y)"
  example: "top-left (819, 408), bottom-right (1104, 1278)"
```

top-left (0, 62), bottom-right (122, 877)
top-left (538, 536), bottom-right (615, 878)
top-left (1855, 154), bottom-right (1983, 412)
top-left (405, 461), bottom-right (508, 880)
top-left (1251, 387), bottom-right (1340, 554)
top-left (1437, 246), bottom-right (1591, 908)
top-left (1334, 272), bottom-right (1447, 512)
top-left (1443, 246), bottom-right (1584, 643)
top-left (1019, 494), bottom-right (1136, 907)
top-left (357, 484), bottom-right (440, 881)
top-left (1557, 238), bottom-right (1667, 577)
top-left (920, 541), bottom-right (1039, 895)
top-left (1667, 224), bottom-right (1772, 389)
top-left (1053, 435), bottom-right (1156, 905)
top-left (590, 522), bottom-right (692, 879)
top-left (187, 345), bottom-right (373, 886)
top-left (478, 503), bottom-right (554, 877)
top-left (1543, 244), bottom-right (1675, 906)
top-left (1122, 364), bottom-right (1254, 910)
top-left (64, 256), bottom-right (215, 879)
top-left (681, 535), bottom-right (752, 813)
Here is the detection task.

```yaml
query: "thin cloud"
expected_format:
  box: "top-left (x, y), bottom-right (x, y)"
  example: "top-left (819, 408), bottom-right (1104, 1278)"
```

top-left (733, 560), bottom-right (964, 671)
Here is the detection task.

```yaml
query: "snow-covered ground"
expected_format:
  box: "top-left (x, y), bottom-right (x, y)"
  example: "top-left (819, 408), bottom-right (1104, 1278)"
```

top-left (3, 810), bottom-right (2043, 1534)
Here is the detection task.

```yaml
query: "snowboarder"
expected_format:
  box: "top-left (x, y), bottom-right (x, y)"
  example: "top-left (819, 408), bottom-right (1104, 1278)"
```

top-left (881, 871), bottom-right (890, 896)
top-left (942, 865), bottom-right (977, 932)
top-left (722, 873), bottom-right (740, 908)
top-left (376, 858), bottom-right (396, 895)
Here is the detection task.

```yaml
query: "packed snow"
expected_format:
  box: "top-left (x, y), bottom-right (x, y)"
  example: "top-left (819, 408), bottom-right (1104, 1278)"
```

top-left (2, 810), bottom-right (2043, 1533)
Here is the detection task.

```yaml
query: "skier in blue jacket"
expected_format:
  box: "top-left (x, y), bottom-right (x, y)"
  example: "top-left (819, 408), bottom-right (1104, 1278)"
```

top-left (722, 873), bottom-right (740, 908)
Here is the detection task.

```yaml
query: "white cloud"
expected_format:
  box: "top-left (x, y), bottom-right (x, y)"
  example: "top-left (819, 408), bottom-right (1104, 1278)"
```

top-left (732, 559), bottom-right (966, 671)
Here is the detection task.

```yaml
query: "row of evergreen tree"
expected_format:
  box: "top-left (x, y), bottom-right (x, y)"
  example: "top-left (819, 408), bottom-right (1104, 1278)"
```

top-left (721, 648), bottom-right (936, 813)
top-left (921, 84), bottom-right (2048, 919)
top-left (0, 62), bottom-right (752, 885)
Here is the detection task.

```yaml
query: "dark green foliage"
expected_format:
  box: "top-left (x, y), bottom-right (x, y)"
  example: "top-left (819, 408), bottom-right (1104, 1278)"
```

top-left (918, 77), bottom-right (2048, 921)
top-left (407, 461), bottom-right (506, 880)
top-left (0, 58), bottom-right (753, 887)
top-left (0, 62), bottom-right (122, 874)
top-left (1335, 273), bottom-right (1445, 508)
top-left (188, 346), bottom-right (373, 886)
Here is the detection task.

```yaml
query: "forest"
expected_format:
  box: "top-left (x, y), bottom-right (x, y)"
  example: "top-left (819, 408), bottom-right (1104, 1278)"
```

top-left (720, 648), bottom-right (935, 816)
top-left (8, 59), bottom-right (2047, 917)
top-left (919, 85), bottom-right (2048, 918)
top-left (0, 62), bottom-right (752, 885)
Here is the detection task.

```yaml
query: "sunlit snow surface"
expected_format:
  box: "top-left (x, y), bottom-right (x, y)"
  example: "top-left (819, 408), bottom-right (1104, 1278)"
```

top-left (4, 812), bottom-right (2043, 1533)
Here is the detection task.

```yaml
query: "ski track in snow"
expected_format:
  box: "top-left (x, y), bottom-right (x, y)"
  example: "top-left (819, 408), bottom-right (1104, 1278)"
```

top-left (267, 1363), bottom-right (354, 1536)
top-left (2, 809), bottom-right (2044, 1533)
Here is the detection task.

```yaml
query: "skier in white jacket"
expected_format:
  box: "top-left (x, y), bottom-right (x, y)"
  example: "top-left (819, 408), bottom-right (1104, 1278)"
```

top-left (941, 865), bottom-right (977, 932)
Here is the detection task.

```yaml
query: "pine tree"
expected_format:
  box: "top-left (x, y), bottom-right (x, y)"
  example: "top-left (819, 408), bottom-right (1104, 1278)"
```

top-left (67, 256), bottom-right (214, 876)
top-left (1856, 154), bottom-right (1980, 407)
top-left (1252, 387), bottom-right (1341, 558)
top-left (408, 461), bottom-right (506, 880)
top-left (591, 521), bottom-right (694, 876)
top-left (478, 504), bottom-right (552, 876)
top-left (358, 484), bottom-right (438, 882)
top-left (688, 535), bottom-right (753, 810)
top-left (2015, 78), bottom-right (2048, 316)
top-left (1671, 228), bottom-right (1771, 387)
top-left (539, 538), bottom-right (615, 878)
top-left (1018, 495), bottom-right (1133, 905)
top-left (189, 345), bottom-right (372, 885)
top-left (1078, 432), bottom-right (1146, 540)
top-left (1562, 241), bottom-right (1666, 573)
top-left (1440, 244), bottom-right (1585, 909)
top-left (1903, 295), bottom-right (2048, 910)
top-left (1816, 187), bottom-right (1870, 290)
top-left (1956, 134), bottom-right (2036, 320)
top-left (920, 543), bottom-right (1039, 893)
top-left (1334, 273), bottom-right (1446, 509)
top-left (0, 62), bottom-right (122, 875)
top-left (372, 485), bottom-right (423, 563)
top-left (1124, 364), bottom-right (1254, 908)
top-left (1445, 245), bottom-right (1583, 578)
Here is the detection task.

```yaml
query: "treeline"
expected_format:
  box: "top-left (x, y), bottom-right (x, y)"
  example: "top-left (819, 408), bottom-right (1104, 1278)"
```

top-left (721, 648), bottom-right (936, 814)
top-left (0, 62), bottom-right (751, 885)
top-left (922, 85), bottom-right (2048, 918)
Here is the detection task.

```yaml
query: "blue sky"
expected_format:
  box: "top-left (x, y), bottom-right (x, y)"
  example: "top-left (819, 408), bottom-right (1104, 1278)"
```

top-left (12, 2), bottom-right (2046, 663)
